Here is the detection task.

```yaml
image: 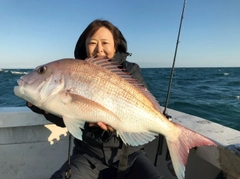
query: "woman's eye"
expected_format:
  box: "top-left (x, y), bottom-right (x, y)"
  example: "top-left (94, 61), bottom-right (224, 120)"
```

top-left (37, 66), bottom-right (47, 74)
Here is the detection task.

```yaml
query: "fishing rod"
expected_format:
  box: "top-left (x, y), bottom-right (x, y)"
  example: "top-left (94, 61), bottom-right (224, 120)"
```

top-left (154, 0), bottom-right (187, 166)
top-left (163, 0), bottom-right (186, 116)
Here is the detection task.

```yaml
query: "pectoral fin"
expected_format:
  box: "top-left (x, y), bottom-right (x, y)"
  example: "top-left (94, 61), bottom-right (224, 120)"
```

top-left (117, 131), bottom-right (158, 146)
top-left (62, 116), bottom-right (85, 140)
top-left (59, 90), bottom-right (121, 140)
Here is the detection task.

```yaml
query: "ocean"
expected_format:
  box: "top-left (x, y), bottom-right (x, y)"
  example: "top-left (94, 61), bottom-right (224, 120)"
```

top-left (0, 67), bottom-right (240, 131)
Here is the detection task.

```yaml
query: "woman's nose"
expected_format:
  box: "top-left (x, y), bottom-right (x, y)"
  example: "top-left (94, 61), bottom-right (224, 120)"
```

top-left (96, 44), bottom-right (103, 52)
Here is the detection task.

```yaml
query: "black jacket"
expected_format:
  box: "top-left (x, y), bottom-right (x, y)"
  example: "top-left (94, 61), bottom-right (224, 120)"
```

top-left (28, 52), bottom-right (147, 167)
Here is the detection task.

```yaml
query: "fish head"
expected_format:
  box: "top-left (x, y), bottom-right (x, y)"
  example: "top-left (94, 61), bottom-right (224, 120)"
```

top-left (14, 60), bottom-right (65, 107)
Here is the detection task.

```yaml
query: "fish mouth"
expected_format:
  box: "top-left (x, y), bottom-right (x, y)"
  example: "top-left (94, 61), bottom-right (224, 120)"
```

top-left (14, 79), bottom-right (25, 98)
top-left (16, 78), bottom-right (26, 86)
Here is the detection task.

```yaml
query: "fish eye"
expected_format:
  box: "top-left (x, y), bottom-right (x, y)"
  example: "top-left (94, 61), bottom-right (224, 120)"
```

top-left (37, 66), bottom-right (47, 74)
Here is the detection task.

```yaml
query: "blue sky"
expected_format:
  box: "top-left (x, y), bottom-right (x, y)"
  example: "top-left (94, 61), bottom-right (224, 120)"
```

top-left (1, 0), bottom-right (240, 68)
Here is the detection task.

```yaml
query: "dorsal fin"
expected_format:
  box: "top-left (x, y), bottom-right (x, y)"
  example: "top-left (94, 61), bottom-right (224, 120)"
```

top-left (85, 57), bottom-right (162, 112)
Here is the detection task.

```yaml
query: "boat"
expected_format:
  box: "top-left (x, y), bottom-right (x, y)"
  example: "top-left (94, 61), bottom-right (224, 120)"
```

top-left (0, 106), bottom-right (239, 179)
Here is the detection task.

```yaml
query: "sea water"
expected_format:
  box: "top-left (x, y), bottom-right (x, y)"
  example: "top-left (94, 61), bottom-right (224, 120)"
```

top-left (0, 67), bottom-right (239, 131)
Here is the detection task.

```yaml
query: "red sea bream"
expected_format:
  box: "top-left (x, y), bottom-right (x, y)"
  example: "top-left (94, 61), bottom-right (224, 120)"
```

top-left (14, 58), bottom-right (216, 179)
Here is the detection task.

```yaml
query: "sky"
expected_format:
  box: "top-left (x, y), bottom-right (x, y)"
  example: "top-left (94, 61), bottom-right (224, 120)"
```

top-left (1, 0), bottom-right (240, 68)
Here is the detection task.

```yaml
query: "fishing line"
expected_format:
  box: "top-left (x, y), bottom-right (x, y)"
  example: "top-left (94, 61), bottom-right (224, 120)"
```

top-left (65, 133), bottom-right (72, 179)
top-left (154, 0), bottom-right (187, 166)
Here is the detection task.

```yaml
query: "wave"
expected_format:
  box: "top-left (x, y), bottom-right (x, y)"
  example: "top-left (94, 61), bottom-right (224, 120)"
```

top-left (0, 69), bottom-right (9, 73)
top-left (10, 71), bottom-right (28, 75)
top-left (0, 69), bottom-right (29, 74)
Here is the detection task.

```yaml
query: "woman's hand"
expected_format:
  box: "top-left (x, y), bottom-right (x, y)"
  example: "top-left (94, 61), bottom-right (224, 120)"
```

top-left (89, 122), bottom-right (115, 132)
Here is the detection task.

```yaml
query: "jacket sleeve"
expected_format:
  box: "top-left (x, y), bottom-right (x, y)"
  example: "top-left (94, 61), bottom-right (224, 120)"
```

top-left (26, 102), bottom-right (66, 127)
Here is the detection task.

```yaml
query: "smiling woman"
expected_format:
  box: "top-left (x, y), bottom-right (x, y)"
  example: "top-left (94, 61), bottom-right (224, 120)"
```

top-left (74, 20), bottom-right (128, 60)
top-left (86, 27), bottom-right (116, 58)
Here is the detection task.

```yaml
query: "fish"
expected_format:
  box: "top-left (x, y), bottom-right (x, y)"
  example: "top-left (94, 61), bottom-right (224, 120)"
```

top-left (14, 57), bottom-right (216, 179)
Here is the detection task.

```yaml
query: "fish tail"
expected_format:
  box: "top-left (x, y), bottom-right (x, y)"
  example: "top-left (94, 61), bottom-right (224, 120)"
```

top-left (165, 123), bottom-right (216, 179)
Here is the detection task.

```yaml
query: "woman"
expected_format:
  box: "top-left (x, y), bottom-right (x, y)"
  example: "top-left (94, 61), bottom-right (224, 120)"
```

top-left (27, 19), bottom-right (164, 179)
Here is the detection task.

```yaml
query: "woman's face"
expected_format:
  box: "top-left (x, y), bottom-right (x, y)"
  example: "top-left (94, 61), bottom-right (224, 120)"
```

top-left (86, 27), bottom-right (116, 59)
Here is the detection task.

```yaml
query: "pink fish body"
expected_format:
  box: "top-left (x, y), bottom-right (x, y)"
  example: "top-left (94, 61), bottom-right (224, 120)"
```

top-left (14, 58), bottom-right (216, 179)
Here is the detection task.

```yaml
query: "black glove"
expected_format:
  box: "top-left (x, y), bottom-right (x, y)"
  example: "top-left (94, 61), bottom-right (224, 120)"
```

top-left (26, 101), bottom-right (45, 114)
